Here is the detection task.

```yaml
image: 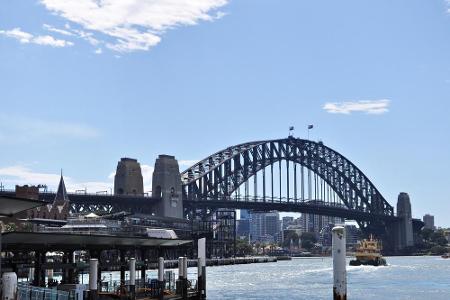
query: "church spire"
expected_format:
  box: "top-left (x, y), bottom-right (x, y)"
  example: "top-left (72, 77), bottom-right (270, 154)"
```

top-left (54, 172), bottom-right (69, 204)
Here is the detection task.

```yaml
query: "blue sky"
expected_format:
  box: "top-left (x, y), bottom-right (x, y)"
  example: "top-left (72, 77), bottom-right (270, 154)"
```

top-left (1, 0), bottom-right (450, 226)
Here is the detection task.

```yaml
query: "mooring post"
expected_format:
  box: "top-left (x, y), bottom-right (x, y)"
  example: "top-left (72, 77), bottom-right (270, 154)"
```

top-left (2, 272), bottom-right (18, 300)
top-left (89, 258), bottom-right (99, 300)
top-left (332, 226), bottom-right (347, 300)
top-left (197, 257), bottom-right (202, 299)
top-left (158, 257), bottom-right (164, 300)
top-left (0, 232), bottom-right (2, 281)
top-left (197, 238), bottom-right (206, 299)
top-left (129, 258), bottom-right (136, 300)
top-left (47, 258), bottom-right (54, 286)
top-left (141, 249), bottom-right (147, 287)
top-left (68, 250), bottom-right (75, 284)
top-left (177, 257), bottom-right (184, 296)
top-left (28, 267), bottom-right (34, 283)
top-left (182, 257), bottom-right (188, 300)
top-left (119, 250), bottom-right (126, 289)
top-left (61, 252), bottom-right (68, 284)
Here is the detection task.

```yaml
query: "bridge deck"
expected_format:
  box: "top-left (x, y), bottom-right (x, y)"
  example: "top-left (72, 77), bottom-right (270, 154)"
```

top-left (185, 199), bottom-right (398, 222)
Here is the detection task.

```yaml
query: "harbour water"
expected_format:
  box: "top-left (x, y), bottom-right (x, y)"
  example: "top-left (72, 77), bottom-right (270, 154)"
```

top-left (206, 256), bottom-right (450, 299)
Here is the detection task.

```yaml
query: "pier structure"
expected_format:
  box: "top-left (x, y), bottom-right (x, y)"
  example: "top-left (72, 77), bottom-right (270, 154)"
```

top-left (0, 231), bottom-right (198, 299)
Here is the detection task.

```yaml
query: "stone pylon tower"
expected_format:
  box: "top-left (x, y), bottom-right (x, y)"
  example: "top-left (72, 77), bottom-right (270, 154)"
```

top-left (114, 158), bottom-right (144, 195)
top-left (152, 155), bottom-right (183, 219)
top-left (396, 192), bottom-right (414, 250)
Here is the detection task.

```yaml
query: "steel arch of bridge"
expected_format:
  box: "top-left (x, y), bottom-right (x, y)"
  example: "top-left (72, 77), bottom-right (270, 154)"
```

top-left (181, 137), bottom-right (394, 219)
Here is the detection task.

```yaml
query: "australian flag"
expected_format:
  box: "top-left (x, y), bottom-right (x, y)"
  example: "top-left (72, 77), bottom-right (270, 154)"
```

top-left (308, 124), bottom-right (314, 129)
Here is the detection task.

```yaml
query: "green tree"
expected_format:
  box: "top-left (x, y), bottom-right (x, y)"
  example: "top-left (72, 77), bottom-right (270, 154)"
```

top-left (283, 231), bottom-right (299, 248)
top-left (5, 223), bottom-right (16, 232)
top-left (300, 232), bottom-right (317, 251)
top-left (430, 245), bottom-right (447, 255)
top-left (430, 230), bottom-right (448, 246)
top-left (420, 228), bottom-right (433, 242)
top-left (235, 238), bottom-right (253, 256)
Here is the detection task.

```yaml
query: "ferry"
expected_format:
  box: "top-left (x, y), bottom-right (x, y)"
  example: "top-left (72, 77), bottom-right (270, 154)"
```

top-left (349, 236), bottom-right (387, 266)
top-left (441, 254), bottom-right (450, 259)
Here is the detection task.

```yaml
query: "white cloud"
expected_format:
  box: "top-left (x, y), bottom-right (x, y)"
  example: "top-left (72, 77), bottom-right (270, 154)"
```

top-left (0, 165), bottom-right (113, 193)
top-left (0, 27), bottom-right (73, 47)
top-left (0, 114), bottom-right (99, 143)
top-left (2, 160), bottom-right (195, 195)
top-left (43, 24), bottom-right (74, 36)
top-left (323, 99), bottom-right (390, 115)
top-left (38, 0), bottom-right (229, 52)
top-left (71, 28), bottom-right (101, 46)
top-left (45, 24), bottom-right (103, 49)
top-left (0, 28), bottom-right (33, 43)
top-left (33, 35), bottom-right (74, 47)
top-left (0, 166), bottom-right (61, 187)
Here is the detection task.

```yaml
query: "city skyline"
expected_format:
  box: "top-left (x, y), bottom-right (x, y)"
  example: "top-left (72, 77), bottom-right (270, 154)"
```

top-left (1, 0), bottom-right (450, 226)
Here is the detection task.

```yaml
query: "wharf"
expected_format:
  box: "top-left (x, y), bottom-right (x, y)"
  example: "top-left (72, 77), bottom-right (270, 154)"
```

top-left (159, 256), bottom-right (279, 269)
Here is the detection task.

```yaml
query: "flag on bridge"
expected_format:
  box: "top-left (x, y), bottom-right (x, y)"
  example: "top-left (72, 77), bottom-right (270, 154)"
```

top-left (289, 126), bottom-right (294, 131)
top-left (308, 124), bottom-right (314, 129)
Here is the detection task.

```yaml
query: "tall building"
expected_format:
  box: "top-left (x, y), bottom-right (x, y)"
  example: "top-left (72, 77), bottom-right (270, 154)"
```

top-left (345, 224), bottom-right (361, 248)
top-left (114, 158), bottom-right (144, 195)
top-left (237, 219), bottom-right (250, 237)
top-left (423, 214), bottom-right (435, 230)
top-left (282, 216), bottom-right (294, 230)
top-left (320, 224), bottom-right (361, 249)
top-left (237, 209), bottom-right (251, 237)
top-left (300, 213), bottom-right (344, 238)
top-left (240, 209), bottom-right (251, 220)
top-left (249, 211), bottom-right (280, 242)
top-left (265, 212), bottom-right (280, 236)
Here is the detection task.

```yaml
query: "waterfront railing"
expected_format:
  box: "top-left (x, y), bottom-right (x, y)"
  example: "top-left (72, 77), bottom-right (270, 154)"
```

top-left (17, 283), bottom-right (70, 300)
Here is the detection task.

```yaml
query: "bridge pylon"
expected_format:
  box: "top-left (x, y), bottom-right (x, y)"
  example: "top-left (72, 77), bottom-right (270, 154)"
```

top-left (152, 155), bottom-right (184, 219)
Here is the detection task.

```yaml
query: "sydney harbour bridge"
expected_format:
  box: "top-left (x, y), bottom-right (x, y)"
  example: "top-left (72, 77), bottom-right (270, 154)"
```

top-left (0, 137), bottom-right (422, 253)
